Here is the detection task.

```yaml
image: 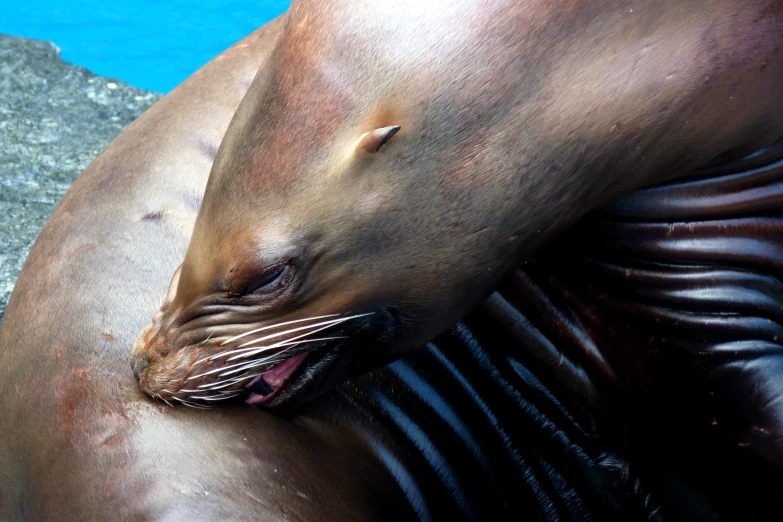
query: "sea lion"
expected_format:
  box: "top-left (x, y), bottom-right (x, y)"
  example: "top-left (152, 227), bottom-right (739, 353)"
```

top-left (131, 0), bottom-right (783, 415)
top-left (0, 18), bottom-right (416, 521)
top-left (0, 17), bottom-right (685, 522)
top-left (2, 14), bottom-right (778, 522)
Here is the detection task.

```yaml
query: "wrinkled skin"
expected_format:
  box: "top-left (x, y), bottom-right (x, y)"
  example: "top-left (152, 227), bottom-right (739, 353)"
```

top-left (0, 19), bottom-right (414, 521)
top-left (132, 0), bottom-right (783, 410)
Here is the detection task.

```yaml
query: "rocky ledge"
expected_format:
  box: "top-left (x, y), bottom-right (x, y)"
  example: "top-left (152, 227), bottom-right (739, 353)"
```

top-left (0, 34), bottom-right (161, 320)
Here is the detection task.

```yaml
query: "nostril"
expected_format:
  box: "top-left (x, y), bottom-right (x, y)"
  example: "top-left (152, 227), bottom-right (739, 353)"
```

top-left (131, 355), bottom-right (149, 381)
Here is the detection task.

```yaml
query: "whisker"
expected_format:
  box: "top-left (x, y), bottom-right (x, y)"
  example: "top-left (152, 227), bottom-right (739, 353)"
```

top-left (194, 316), bottom-right (350, 365)
top-left (221, 314), bottom-right (369, 361)
top-left (204, 390), bottom-right (242, 396)
top-left (230, 317), bottom-right (350, 348)
top-left (188, 336), bottom-right (337, 382)
top-left (234, 313), bottom-right (371, 349)
top-left (219, 328), bottom-right (333, 362)
top-left (199, 331), bottom-right (215, 347)
top-left (180, 312), bottom-right (371, 393)
top-left (189, 393), bottom-right (240, 401)
top-left (219, 314), bottom-right (340, 346)
top-left (172, 396), bottom-right (211, 409)
top-left (188, 361), bottom-right (253, 381)
top-left (226, 324), bottom-right (345, 362)
top-left (195, 374), bottom-right (256, 391)
top-left (215, 336), bottom-right (347, 378)
top-left (217, 347), bottom-right (299, 378)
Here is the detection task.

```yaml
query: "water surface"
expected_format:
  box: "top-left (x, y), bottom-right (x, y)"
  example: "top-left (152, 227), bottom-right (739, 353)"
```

top-left (0, 0), bottom-right (289, 91)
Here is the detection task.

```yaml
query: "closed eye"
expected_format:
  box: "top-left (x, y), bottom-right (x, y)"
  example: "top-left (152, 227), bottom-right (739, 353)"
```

top-left (227, 262), bottom-right (293, 298)
top-left (247, 264), bottom-right (290, 295)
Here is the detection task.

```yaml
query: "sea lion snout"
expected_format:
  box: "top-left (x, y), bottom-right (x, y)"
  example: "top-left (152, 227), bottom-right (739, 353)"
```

top-left (130, 320), bottom-right (165, 389)
top-left (130, 353), bottom-right (149, 381)
top-left (131, 251), bottom-right (387, 406)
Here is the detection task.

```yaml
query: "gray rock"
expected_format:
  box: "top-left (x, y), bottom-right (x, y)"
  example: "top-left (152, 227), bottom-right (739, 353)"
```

top-left (0, 34), bottom-right (162, 321)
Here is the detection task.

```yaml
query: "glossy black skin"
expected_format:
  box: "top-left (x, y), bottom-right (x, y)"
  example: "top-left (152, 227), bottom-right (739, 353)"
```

top-left (520, 138), bottom-right (783, 516)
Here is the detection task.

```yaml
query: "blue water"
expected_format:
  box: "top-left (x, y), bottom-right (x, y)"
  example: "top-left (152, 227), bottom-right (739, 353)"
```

top-left (0, 0), bottom-right (289, 92)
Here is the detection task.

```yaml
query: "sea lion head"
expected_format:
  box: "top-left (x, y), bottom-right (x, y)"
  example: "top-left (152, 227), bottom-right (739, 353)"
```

top-left (131, 0), bottom-right (783, 408)
top-left (130, 112), bottom-right (465, 408)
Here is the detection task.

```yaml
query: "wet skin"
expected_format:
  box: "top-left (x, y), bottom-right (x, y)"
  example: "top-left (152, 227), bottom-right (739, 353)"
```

top-left (132, 0), bottom-right (783, 414)
top-left (0, 19), bottom-right (413, 521)
top-left (0, 16), bottom-right (691, 522)
top-left (4, 11), bottom-right (783, 522)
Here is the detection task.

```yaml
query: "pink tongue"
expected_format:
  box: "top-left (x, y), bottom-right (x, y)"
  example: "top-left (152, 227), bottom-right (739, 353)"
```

top-left (245, 353), bottom-right (308, 405)
top-left (260, 353), bottom-right (307, 388)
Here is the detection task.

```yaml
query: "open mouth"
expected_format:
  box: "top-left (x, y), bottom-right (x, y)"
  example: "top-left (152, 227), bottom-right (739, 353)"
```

top-left (244, 352), bottom-right (309, 405)
top-left (174, 313), bottom-right (370, 407)
top-left (235, 308), bottom-right (398, 409)
top-left (241, 342), bottom-right (345, 408)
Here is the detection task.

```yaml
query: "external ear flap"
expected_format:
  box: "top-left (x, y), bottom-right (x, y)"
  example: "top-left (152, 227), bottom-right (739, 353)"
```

top-left (356, 125), bottom-right (401, 153)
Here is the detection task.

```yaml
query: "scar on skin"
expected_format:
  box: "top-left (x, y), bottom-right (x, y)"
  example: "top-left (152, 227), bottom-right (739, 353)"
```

top-left (71, 243), bottom-right (98, 256)
top-left (141, 211), bottom-right (165, 221)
